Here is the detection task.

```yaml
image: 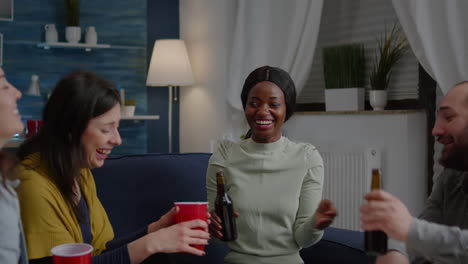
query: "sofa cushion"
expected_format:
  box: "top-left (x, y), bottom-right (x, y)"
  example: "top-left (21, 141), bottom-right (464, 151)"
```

top-left (323, 227), bottom-right (364, 251)
top-left (300, 240), bottom-right (369, 264)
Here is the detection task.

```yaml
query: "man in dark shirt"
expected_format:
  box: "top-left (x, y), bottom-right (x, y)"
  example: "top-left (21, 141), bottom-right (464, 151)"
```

top-left (360, 81), bottom-right (468, 264)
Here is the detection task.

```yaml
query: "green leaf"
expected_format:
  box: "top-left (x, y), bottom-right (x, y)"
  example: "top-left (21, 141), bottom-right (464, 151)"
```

top-left (65, 0), bottom-right (80, 26)
top-left (323, 43), bottom-right (365, 89)
top-left (369, 24), bottom-right (409, 90)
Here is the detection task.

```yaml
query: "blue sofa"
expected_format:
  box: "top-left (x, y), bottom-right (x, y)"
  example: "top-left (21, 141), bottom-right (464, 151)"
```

top-left (93, 153), bottom-right (369, 263)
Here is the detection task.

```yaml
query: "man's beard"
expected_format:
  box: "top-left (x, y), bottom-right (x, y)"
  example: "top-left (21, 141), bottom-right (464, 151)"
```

top-left (439, 141), bottom-right (468, 171)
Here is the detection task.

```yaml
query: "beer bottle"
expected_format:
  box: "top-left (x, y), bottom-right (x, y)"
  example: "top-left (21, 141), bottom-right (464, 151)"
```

top-left (215, 171), bottom-right (237, 241)
top-left (365, 168), bottom-right (388, 255)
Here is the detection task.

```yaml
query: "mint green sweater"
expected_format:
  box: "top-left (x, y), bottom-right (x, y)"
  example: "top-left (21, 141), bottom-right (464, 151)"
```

top-left (207, 136), bottom-right (324, 264)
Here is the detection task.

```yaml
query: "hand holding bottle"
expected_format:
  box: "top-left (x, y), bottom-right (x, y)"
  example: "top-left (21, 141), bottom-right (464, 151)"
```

top-left (362, 169), bottom-right (389, 255)
top-left (313, 199), bottom-right (337, 229)
top-left (212, 171), bottom-right (239, 241)
top-left (360, 190), bottom-right (412, 242)
top-left (209, 210), bottom-right (240, 239)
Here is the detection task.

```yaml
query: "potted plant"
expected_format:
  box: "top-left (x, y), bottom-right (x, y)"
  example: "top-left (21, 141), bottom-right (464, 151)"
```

top-left (323, 43), bottom-right (365, 111)
top-left (122, 99), bottom-right (136, 117)
top-left (369, 25), bottom-right (409, 110)
top-left (65, 0), bottom-right (81, 43)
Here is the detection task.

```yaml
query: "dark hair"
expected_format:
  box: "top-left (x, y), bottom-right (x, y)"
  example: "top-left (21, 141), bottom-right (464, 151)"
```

top-left (17, 70), bottom-right (120, 222)
top-left (240, 65), bottom-right (297, 138)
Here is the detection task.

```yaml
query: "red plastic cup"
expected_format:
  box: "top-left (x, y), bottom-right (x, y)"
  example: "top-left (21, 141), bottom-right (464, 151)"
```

top-left (51, 243), bottom-right (93, 264)
top-left (174, 202), bottom-right (208, 251)
top-left (27, 120), bottom-right (43, 137)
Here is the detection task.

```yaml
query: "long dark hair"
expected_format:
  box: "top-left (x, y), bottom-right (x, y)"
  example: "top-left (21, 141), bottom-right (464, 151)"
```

top-left (240, 65), bottom-right (297, 139)
top-left (17, 70), bottom-right (120, 221)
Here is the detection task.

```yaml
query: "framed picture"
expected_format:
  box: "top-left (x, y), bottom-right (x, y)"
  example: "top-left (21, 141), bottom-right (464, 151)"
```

top-left (0, 0), bottom-right (13, 21)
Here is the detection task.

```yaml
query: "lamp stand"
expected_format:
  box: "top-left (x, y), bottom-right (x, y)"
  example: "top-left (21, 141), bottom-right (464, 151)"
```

top-left (168, 86), bottom-right (173, 153)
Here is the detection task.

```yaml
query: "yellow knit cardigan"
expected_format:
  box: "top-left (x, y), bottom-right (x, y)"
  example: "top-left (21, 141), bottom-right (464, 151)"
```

top-left (15, 152), bottom-right (114, 259)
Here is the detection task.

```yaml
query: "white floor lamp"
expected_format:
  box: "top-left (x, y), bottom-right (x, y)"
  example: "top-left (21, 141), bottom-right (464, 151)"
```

top-left (146, 39), bottom-right (194, 153)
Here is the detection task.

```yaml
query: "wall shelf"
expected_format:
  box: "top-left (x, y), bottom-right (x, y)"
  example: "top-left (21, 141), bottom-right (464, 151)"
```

top-left (4, 116), bottom-right (159, 148)
top-left (37, 42), bottom-right (111, 52)
top-left (4, 40), bottom-right (144, 50)
top-left (121, 115), bottom-right (160, 123)
top-left (121, 115), bottom-right (160, 120)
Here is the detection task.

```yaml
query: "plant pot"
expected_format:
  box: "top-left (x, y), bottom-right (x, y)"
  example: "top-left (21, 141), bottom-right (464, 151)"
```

top-left (325, 88), bottom-right (364, 111)
top-left (122, 105), bottom-right (135, 117)
top-left (65, 26), bottom-right (81, 43)
top-left (369, 90), bottom-right (387, 111)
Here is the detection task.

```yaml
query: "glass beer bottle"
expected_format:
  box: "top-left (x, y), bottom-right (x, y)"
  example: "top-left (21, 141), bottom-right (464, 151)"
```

top-left (365, 168), bottom-right (388, 255)
top-left (215, 171), bottom-right (237, 241)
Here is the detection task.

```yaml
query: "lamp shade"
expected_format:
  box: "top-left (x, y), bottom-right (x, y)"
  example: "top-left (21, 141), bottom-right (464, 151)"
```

top-left (146, 39), bottom-right (194, 87)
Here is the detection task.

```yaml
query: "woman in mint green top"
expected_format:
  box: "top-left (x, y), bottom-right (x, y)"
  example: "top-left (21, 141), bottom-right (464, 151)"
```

top-left (207, 66), bottom-right (337, 264)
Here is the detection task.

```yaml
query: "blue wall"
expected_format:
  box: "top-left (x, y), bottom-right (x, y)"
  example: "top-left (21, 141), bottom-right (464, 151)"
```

top-left (0, 0), bottom-right (147, 155)
top-left (0, 0), bottom-right (180, 155)
top-left (147, 0), bottom-right (180, 153)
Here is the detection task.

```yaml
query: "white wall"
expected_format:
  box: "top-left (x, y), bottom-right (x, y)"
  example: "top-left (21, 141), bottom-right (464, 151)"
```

top-left (284, 111), bottom-right (428, 216)
top-left (179, 0), bottom-right (236, 152)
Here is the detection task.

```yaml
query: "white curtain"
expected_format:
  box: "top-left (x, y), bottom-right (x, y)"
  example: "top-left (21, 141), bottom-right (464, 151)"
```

top-left (392, 0), bottom-right (468, 94)
top-left (392, 1), bottom-right (468, 181)
top-left (227, 0), bottom-right (324, 110)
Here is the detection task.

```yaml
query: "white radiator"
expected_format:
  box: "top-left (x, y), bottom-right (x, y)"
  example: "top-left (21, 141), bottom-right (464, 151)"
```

top-left (320, 148), bottom-right (381, 231)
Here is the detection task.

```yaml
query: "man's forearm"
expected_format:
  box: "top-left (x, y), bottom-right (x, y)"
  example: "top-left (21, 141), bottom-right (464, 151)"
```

top-left (407, 218), bottom-right (468, 263)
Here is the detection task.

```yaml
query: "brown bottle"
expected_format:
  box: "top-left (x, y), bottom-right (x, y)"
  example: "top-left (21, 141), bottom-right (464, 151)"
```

top-left (215, 171), bottom-right (237, 241)
top-left (365, 169), bottom-right (388, 255)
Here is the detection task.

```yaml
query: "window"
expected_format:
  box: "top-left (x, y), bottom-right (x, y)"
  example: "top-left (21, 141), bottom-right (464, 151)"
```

top-left (298, 0), bottom-right (419, 104)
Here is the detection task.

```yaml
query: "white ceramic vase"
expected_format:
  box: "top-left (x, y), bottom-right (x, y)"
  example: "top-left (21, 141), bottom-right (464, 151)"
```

top-left (27, 74), bottom-right (41, 96)
top-left (44, 24), bottom-right (58, 43)
top-left (85, 26), bottom-right (97, 45)
top-left (65, 26), bottom-right (81, 43)
top-left (369, 90), bottom-right (387, 111)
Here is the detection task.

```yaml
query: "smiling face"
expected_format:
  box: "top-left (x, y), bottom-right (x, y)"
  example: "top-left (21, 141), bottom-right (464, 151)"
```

top-left (432, 82), bottom-right (468, 170)
top-left (0, 68), bottom-right (23, 143)
top-left (80, 103), bottom-right (122, 169)
top-left (244, 81), bottom-right (286, 143)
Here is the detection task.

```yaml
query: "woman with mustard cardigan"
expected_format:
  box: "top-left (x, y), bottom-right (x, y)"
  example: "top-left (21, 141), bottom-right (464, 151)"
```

top-left (16, 71), bottom-right (209, 264)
